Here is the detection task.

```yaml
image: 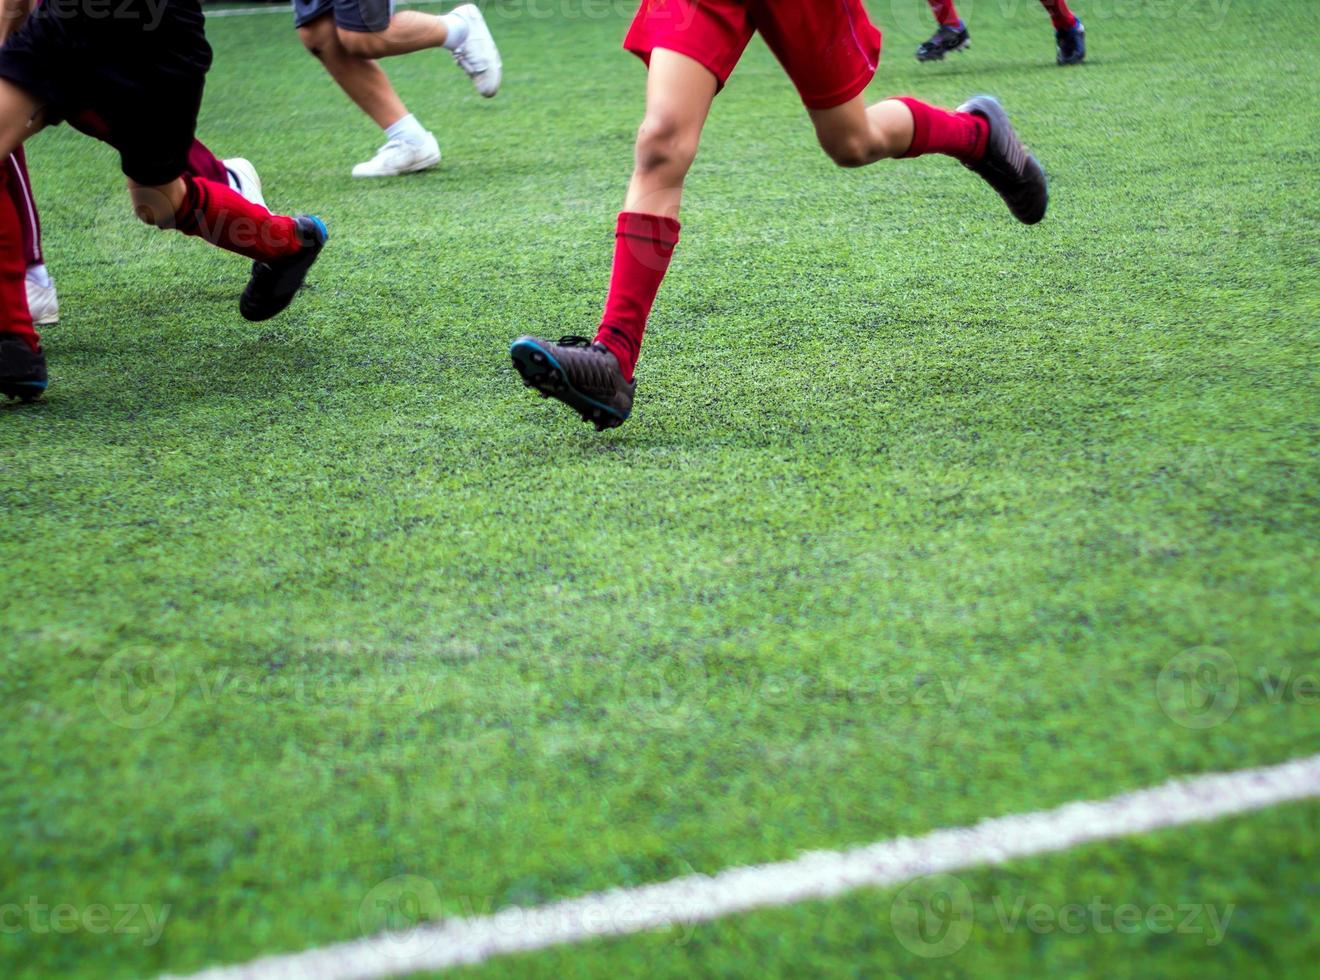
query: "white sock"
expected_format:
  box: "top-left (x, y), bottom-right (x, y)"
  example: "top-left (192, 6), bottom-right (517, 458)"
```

top-left (440, 12), bottom-right (470, 50)
top-left (384, 113), bottom-right (428, 146)
top-left (25, 263), bottom-right (52, 288)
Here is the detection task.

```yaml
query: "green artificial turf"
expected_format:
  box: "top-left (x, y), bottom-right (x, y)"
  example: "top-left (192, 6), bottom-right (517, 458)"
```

top-left (2, 0), bottom-right (1318, 976)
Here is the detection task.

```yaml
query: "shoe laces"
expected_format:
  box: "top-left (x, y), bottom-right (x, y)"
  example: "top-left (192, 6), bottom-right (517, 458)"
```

top-left (452, 29), bottom-right (489, 75)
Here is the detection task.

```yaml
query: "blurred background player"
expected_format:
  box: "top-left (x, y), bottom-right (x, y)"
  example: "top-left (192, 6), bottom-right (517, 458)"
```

top-left (509, 0), bottom-right (1049, 430)
top-left (295, 0), bottom-right (501, 178)
top-left (917, 0), bottom-right (1086, 65)
top-left (4, 139), bottom-right (267, 330)
top-left (0, 0), bottom-right (328, 401)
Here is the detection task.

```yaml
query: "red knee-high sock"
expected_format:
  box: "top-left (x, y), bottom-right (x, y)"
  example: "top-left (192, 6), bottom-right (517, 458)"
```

top-left (0, 166), bottom-right (38, 351)
top-left (926, 0), bottom-right (963, 27)
top-left (593, 211), bottom-right (680, 381)
top-left (172, 175), bottom-right (302, 262)
top-left (1039, 0), bottom-right (1078, 30)
top-left (185, 139), bottom-right (231, 185)
top-left (895, 97), bottom-right (988, 163)
top-left (7, 148), bottom-right (43, 268)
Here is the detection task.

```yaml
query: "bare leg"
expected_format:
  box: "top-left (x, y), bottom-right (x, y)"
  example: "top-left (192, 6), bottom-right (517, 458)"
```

top-left (334, 11), bottom-right (449, 60)
top-left (126, 177), bottom-right (188, 227)
top-left (808, 95), bottom-right (915, 168)
top-left (299, 14), bottom-right (409, 129)
top-left (622, 48), bottom-right (718, 219)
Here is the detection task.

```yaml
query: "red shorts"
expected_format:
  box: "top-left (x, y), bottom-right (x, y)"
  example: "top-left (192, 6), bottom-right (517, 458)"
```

top-left (623, 0), bottom-right (882, 110)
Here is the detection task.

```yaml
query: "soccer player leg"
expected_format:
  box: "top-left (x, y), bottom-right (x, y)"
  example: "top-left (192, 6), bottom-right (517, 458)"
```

top-left (327, 0), bottom-right (501, 98)
top-left (510, 0), bottom-right (741, 429)
top-left (0, 82), bottom-right (46, 400)
top-left (296, 9), bottom-right (438, 177)
top-left (916, 0), bottom-right (970, 62)
top-left (1040, 0), bottom-right (1086, 65)
top-left (7, 147), bottom-right (58, 326)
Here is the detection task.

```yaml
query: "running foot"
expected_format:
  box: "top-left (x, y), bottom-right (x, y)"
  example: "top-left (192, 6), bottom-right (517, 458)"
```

top-left (351, 134), bottom-right (441, 178)
top-left (916, 23), bottom-right (970, 62)
top-left (958, 95), bottom-right (1048, 225)
top-left (239, 215), bottom-right (328, 322)
top-left (0, 334), bottom-right (47, 402)
top-left (510, 335), bottom-right (635, 430)
top-left (1056, 20), bottom-right (1086, 65)
top-left (449, 3), bottom-right (502, 98)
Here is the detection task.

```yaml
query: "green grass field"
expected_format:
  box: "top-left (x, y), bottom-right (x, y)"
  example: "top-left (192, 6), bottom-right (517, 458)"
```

top-left (2, 0), bottom-right (1319, 976)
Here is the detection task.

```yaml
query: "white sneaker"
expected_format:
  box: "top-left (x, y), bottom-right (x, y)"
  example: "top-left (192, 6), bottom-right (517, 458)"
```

top-left (351, 133), bottom-right (442, 178)
top-left (223, 157), bottom-right (266, 210)
top-left (450, 3), bottom-right (501, 98)
top-left (26, 277), bottom-right (58, 326)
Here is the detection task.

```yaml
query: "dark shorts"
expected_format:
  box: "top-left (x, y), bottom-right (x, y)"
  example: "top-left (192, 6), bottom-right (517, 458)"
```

top-left (293, 0), bottom-right (394, 33)
top-left (0, 0), bottom-right (213, 186)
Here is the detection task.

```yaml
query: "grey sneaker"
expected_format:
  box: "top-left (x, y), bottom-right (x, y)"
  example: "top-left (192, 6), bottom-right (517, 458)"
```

top-left (509, 335), bottom-right (635, 430)
top-left (958, 95), bottom-right (1048, 225)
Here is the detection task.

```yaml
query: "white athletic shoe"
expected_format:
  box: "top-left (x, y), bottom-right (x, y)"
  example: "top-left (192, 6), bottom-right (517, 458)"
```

top-left (351, 133), bottom-right (442, 178)
top-left (223, 157), bottom-right (266, 210)
top-left (450, 3), bottom-right (502, 98)
top-left (26, 277), bottom-right (58, 326)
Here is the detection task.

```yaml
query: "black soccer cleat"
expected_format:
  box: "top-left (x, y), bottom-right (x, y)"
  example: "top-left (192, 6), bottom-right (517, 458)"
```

top-left (958, 95), bottom-right (1048, 225)
top-left (916, 23), bottom-right (970, 62)
top-left (239, 215), bottom-right (328, 322)
top-left (509, 335), bottom-right (635, 431)
top-left (1056, 20), bottom-right (1086, 65)
top-left (0, 334), bottom-right (48, 402)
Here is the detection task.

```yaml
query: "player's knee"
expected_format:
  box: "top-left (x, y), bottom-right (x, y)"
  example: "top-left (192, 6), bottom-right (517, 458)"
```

top-left (634, 113), bottom-right (697, 177)
top-left (132, 202), bottom-right (173, 229)
top-left (298, 20), bottom-right (335, 57)
top-left (336, 27), bottom-right (383, 59)
top-left (822, 133), bottom-right (879, 169)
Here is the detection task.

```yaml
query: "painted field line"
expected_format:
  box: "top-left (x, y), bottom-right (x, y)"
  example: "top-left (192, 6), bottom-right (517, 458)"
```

top-left (175, 753), bottom-right (1320, 979)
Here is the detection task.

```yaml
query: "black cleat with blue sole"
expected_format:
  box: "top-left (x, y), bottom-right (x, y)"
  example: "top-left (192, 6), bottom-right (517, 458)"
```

top-left (510, 335), bottom-right (635, 431)
top-left (0, 335), bottom-right (47, 402)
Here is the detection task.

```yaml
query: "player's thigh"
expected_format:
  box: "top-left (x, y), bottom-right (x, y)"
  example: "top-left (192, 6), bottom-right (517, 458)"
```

top-left (641, 48), bottom-right (720, 143)
top-left (754, 0), bottom-right (881, 112)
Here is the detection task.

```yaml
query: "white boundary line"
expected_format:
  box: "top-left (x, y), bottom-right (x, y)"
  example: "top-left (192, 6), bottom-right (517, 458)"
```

top-left (174, 753), bottom-right (1320, 979)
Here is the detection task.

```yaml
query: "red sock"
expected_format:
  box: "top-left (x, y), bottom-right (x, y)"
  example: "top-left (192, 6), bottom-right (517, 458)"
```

top-left (1039, 0), bottom-right (1078, 31)
top-left (0, 165), bottom-right (38, 351)
top-left (7, 147), bottom-right (43, 267)
top-left (926, 0), bottom-right (963, 27)
top-left (593, 211), bottom-right (680, 381)
top-left (186, 139), bottom-right (231, 185)
top-left (895, 97), bottom-right (988, 163)
top-left (172, 175), bottom-right (302, 262)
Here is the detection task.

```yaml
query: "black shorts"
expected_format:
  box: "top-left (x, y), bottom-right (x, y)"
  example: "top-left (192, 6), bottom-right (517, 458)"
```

top-left (0, 0), bottom-right (213, 186)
